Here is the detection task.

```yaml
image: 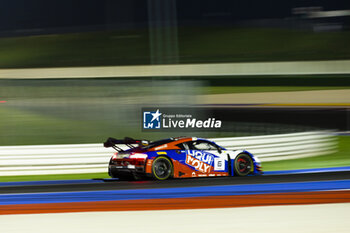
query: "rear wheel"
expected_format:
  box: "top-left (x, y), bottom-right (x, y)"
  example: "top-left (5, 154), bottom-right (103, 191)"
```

top-left (234, 153), bottom-right (253, 176)
top-left (152, 156), bottom-right (173, 180)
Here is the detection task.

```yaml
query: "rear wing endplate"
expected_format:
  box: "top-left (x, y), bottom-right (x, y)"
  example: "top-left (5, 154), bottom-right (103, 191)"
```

top-left (103, 137), bottom-right (150, 152)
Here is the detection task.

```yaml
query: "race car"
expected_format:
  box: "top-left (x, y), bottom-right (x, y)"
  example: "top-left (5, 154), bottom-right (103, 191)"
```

top-left (104, 136), bottom-right (262, 180)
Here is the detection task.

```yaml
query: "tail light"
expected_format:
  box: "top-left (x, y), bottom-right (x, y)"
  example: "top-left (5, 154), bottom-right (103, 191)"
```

top-left (111, 153), bottom-right (118, 160)
top-left (129, 153), bottom-right (147, 159)
top-left (111, 152), bottom-right (147, 166)
top-left (129, 153), bottom-right (147, 166)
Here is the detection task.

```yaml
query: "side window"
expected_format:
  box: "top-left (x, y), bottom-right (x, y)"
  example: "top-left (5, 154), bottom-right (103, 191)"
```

top-left (191, 140), bottom-right (218, 151)
top-left (175, 143), bottom-right (189, 150)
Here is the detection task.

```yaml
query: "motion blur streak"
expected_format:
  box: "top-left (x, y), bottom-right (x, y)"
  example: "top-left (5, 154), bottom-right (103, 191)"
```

top-left (1, 190), bottom-right (350, 215)
top-left (1, 204), bottom-right (349, 233)
top-left (2, 180), bottom-right (350, 205)
top-left (1, 60), bottom-right (350, 79)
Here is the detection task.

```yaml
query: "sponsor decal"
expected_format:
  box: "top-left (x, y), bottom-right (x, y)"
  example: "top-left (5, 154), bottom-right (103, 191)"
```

top-left (185, 151), bottom-right (215, 173)
top-left (155, 145), bottom-right (168, 151)
top-left (188, 150), bottom-right (215, 164)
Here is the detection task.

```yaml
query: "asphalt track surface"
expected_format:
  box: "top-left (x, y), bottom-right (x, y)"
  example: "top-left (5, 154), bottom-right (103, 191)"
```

top-left (1, 171), bottom-right (350, 194)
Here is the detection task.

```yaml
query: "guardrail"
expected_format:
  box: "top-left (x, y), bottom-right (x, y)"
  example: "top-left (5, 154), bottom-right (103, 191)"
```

top-left (0, 131), bottom-right (336, 176)
top-left (212, 131), bottom-right (336, 161)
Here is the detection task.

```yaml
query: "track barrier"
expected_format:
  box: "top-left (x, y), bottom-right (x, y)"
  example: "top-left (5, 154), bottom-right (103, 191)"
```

top-left (0, 131), bottom-right (336, 176)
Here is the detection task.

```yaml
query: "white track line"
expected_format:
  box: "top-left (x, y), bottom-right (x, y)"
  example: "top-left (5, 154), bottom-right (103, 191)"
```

top-left (1, 203), bottom-right (349, 233)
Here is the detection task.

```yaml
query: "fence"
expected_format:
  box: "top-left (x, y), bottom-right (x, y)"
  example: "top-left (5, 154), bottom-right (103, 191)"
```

top-left (0, 131), bottom-right (336, 176)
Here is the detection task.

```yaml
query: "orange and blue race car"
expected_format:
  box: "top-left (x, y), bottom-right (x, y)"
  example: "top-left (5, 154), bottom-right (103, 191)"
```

top-left (104, 137), bottom-right (263, 180)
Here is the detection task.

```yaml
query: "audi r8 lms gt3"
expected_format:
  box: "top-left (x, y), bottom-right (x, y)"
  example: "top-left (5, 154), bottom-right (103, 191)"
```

top-left (104, 137), bottom-right (262, 180)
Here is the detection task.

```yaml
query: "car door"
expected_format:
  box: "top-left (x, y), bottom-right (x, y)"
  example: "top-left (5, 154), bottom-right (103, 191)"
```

top-left (184, 140), bottom-right (229, 175)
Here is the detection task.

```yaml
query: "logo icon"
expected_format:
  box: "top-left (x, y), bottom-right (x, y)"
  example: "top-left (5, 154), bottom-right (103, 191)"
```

top-left (143, 109), bottom-right (162, 129)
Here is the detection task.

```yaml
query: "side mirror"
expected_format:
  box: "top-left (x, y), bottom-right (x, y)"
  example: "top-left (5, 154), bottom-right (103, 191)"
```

top-left (218, 147), bottom-right (222, 154)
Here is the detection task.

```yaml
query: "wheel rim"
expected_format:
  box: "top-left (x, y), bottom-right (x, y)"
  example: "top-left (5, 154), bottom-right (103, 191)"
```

top-left (235, 155), bottom-right (252, 176)
top-left (153, 158), bottom-right (171, 179)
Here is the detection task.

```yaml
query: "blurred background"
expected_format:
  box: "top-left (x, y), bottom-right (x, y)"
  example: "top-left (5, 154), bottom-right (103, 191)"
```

top-left (0, 0), bottom-right (349, 177)
top-left (0, 0), bottom-right (349, 143)
top-left (1, 4), bottom-right (350, 233)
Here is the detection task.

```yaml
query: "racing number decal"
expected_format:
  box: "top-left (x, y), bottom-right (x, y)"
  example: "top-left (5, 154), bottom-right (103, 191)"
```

top-left (214, 158), bottom-right (225, 171)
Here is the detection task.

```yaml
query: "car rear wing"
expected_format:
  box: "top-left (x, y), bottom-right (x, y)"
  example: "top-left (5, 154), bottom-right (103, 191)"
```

top-left (103, 137), bottom-right (150, 152)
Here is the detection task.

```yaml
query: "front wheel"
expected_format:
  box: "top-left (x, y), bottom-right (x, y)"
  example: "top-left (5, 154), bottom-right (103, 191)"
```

top-left (152, 156), bottom-right (173, 180)
top-left (234, 153), bottom-right (253, 176)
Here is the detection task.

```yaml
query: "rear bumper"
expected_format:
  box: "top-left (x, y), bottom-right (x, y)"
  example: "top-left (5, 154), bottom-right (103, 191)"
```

top-left (108, 158), bottom-right (147, 179)
top-left (108, 165), bottom-right (147, 179)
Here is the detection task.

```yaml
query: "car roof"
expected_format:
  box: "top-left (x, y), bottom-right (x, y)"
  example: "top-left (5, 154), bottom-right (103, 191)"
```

top-left (146, 137), bottom-right (214, 151)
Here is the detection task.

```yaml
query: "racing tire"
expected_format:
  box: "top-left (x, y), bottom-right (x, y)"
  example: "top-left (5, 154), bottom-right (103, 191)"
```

top-left (234, 153), bottom-right (253, 176)
top-left (152, 156), bottom-right (173, 180)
